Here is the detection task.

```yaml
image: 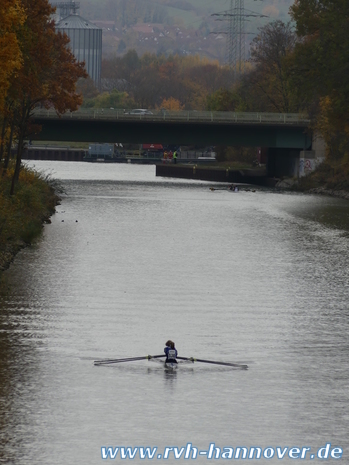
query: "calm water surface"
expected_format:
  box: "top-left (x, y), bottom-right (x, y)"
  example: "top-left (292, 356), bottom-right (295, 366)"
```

top-left (0, 161), bottom-right (348, 464)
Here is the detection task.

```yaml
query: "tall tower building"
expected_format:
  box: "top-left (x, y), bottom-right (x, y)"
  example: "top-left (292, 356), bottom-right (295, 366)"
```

top-left (52, 1), bottom-right (102, 90)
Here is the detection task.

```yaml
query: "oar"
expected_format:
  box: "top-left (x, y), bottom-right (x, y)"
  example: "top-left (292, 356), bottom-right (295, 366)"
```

top-left (177, 356), bottom-right (248, 369)
top-left (209, 187), bottom-right (229, 191)
top-left (94, 354), bottom-right (165, 366)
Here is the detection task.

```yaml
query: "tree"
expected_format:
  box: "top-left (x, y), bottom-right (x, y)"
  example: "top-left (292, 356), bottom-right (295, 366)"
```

top-left (101, 51), bottom-right (243, 111)
top-left (0, 0), bottom-right (25, 112)
top-left (76, 77), bottom-right (99, 100)
top-left (159, 97), bottom-right (184, 111)
top-left (132, 64), bottom-right (163, 108)
top-left (206, 89), bottom-right (240, 111)
top-left (5, 0), bottom-right (87, 194)
top-left (83, 89), bottom-right (134, 109)
top-left (289, 0), bottom-right (349, 161)
top-left (117, 39), bottom-right (126, 53)
top-left (249, 20), bottom-right (298, 113)
top-left (184, 63), bottom-right (230, 95)
top-left (0, 0), bottom-right (25, 164)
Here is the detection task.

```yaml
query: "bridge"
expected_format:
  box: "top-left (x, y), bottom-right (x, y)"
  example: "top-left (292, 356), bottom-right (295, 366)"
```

top-left (31, 109), bottom-right (312, 150)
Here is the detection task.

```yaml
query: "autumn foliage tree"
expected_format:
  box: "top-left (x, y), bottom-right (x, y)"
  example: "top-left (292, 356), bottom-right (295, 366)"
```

top-left (206, 88), bottom-right (241, 112)
top-left (0, 0), bottom-right (26, 165)
top-left (289, 0), bottom-right (349, 165)
top-left (204, 21), bottom-right (299, 114)
top-left (159, 97), bottom-right (184, 111)
top-left (0, 0), bottom-right (25, 112)
top-left (1, 0), bottom-right (87, 194)
top-left (101, 51), bottom-right (231, 110)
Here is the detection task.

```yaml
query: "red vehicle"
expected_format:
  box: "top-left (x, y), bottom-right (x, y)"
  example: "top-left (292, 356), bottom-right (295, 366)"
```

top-left (142, 144), bottom-right (164, 159)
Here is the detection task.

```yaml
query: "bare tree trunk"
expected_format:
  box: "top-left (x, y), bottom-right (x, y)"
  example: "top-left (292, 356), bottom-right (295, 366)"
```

top-left (2, 120), bottom-right (15, 177)
top-left (0, 117), bottom-right (7, 163)
top-left (10, 133), bottom-right (23, 195)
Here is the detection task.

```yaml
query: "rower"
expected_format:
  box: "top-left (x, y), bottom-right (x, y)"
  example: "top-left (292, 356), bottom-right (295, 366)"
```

top-left (164, 340), bottom-right (178, 364)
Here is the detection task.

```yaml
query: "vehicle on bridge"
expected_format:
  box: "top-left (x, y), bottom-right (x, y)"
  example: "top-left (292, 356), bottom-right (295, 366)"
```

top-left (128, 109), bottom-right (153, 116)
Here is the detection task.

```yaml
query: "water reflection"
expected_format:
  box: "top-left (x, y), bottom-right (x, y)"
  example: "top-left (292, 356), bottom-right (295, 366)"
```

top-left (163, 369), bottom-right (177, 385)
top-left (0, 284), bottom-right (43, 464)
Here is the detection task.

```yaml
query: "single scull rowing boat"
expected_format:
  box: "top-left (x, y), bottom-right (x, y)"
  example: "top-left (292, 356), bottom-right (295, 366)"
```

top-left (94, 355), bottom-right (248, 369)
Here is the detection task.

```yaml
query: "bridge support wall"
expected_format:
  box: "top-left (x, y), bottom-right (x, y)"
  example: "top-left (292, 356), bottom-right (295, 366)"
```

top-left (266, 132), bottom-right (326, 178)
top-left (266, 148), bottom-right (301, 178)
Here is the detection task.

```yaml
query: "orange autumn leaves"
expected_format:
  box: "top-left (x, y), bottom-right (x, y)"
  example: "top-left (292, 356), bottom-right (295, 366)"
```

top-left (0, 0), bottom-right (25, 111)
top-left (0, 0), bottom-right (87, 193)
top-left (0, 0), bottom-right (86, 113)
top-left (6, 0), bottom-right (87, 115)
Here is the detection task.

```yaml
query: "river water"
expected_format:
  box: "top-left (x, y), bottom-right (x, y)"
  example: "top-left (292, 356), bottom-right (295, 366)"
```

top-left (0, 161), bottom-right (348, 464)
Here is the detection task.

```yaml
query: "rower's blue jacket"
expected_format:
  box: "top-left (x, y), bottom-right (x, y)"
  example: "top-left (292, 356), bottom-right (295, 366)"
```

top-left (164, 347), bottom-right (178, 360)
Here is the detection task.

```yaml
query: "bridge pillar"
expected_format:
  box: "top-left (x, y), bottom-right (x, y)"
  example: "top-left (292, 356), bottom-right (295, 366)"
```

top-left (298, 151), bottom-right (315, 177)
top-left (266, 132), bottom-right (327, 179)
top-left (298, 134), bottom-right (326, 177)
top-left (266, 148), bottom-right (301, 178)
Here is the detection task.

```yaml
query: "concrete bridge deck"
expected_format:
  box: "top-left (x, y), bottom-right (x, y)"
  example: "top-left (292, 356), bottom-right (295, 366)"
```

top-left (33, 108), bottom-right (310, 125)
top-left (31, 109), bottom-right (312, 149)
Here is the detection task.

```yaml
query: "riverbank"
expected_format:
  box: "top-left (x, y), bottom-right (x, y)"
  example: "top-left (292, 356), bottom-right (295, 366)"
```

top-left (276, 178), bottom-right (349, 200)
top-left (305, 187), bottom-right (349, 200)
top-left (290, 161), bottom-right (349, 200)
top-left (0, 165), bottom-right (60, 274)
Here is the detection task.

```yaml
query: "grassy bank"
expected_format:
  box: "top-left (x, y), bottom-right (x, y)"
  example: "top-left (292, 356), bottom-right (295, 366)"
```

top-left (0, 164), bottom-right (61, 273)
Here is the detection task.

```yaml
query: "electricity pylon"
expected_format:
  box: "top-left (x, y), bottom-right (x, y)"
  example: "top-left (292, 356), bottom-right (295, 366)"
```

top-left (212, 2), bottom-right (267, 79)
top-left (225, 0), bottom-right (245, 75)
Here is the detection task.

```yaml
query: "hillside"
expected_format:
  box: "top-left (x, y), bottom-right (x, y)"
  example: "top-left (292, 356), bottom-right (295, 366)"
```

top-left (78, 0), bottom-right (294, 61)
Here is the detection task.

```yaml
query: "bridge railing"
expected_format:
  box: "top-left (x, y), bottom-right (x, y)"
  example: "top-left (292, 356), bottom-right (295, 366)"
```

top-left (32, 108), bottom-right (310, 125)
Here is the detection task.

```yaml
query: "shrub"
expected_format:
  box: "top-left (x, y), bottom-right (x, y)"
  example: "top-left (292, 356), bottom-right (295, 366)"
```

top-left (0, 163), bottom-right (60, 248)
